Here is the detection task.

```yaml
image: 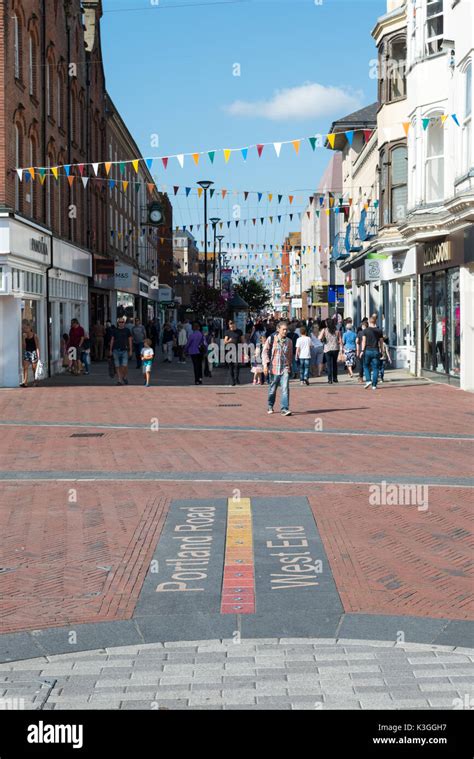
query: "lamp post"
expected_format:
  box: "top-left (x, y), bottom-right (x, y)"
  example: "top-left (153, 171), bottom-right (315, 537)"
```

top-left (209, 217), bottom-right (220, 289)
top-left (216, 234), bottom-right (225, 289)
top-left (197, 181), bottom-right (214, 289)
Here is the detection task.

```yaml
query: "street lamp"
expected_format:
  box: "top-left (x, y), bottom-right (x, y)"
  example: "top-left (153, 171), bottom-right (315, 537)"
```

top-left (216, 234), bottom-right (225, 289)
top-left (209, 217), bottom-right (220, 289)
top-left (197, 180), bottom-right (214, 289)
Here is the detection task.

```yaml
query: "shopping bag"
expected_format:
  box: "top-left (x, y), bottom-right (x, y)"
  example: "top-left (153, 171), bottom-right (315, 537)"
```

top-left (34, 360), bottom-right (45, 381)
top-left (108, 355), bottom-right (116, 378)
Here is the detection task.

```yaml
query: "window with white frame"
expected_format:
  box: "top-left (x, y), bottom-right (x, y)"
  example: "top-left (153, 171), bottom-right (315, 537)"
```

top-left (425, 116), bottom-right (444, 202)
top-left (463, 62), bottom-right (472, 173)
top-left (14, 15), bottom-right (20, 79)
top-left (425, 0), bottom-right (443, 57)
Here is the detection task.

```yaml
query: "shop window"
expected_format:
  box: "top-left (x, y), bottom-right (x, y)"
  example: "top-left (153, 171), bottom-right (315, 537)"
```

top-left (425, 117), bottom-right (444, 202)
top-left (447, 269), bottom-right (460, 377)
top-left (422, 275), bottom-right (434, 371)
top-left (425, 0), bottom-right (443, 57)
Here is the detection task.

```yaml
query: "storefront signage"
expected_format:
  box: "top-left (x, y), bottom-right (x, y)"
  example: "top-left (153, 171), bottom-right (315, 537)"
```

top-left (365, 259), bottom-right (381, 281)
top-left (115, 264), bottom-right (133, 289)
top-left (423, 241), bottom-right (451, 268)
top-left (30, 237), bottom-right (48, 256)
top-left (292, 298), bottom-right (303, 308)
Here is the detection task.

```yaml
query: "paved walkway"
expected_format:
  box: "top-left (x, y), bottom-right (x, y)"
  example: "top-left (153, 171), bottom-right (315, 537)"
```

top-left (0, 361), bottom-right (473, 690)
top-left (2, 639), bottom-right (473, 710)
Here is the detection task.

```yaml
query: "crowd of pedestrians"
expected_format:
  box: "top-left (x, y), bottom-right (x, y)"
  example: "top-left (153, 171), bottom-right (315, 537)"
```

top-left (39, 310), bottom-right (392, 397)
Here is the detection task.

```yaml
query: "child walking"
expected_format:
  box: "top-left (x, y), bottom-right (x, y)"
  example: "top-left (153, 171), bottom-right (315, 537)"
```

top-left (141, 339), bottom-right (154, 387)
top-left (251, 335), bottom-right (265, 385)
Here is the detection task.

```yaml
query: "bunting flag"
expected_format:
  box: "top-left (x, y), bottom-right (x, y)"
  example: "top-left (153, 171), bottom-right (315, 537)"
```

top-left (122, 180), bottom-right (129, 192)
top-left (16, 169), bottom-right (23, 181)
top-left (278, 195), bottom-right (282, 203)
top-left (244, 191), bottom-right (249, 201)
top-left (67, 175), bottom-right (74, 187)
top-left (173, 186), bottom-right (179, 195)
top-left (289, 196), bottom-right (294, 205)
top-left (185, 187), bottom-right (191, 197)
top-left (77, 164), bottom-right (84, 176)
top-left (222, 189), bottom-right (227, 199)
top-left (18, 115), bottom-right (460, 178)
top-left (258, 193), bottom-right (263, 202)
top-left (209, 188), bottom-right (215, 198)
top-left (268, 193), bottom-right (273, 202)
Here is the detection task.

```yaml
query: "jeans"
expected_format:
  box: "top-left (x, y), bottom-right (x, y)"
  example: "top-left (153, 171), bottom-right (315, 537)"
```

top-left (325, 350), bottom-right (339, 382)
top-left (268, 371), bottom-right (290, 411)
top-left (379, 359), bottom-right (386, 380)
top-left (299, 358), bottom-right (310, 382)
top-left (363, 349), bottom-right (380, 386)
top-left (228, 361), bottom-right (240, 384)
top-left (191, 354), bottom-right (203, 382)
top-left (81, 351), bottom-right (90, 374)
top-left (134, 342), bottom-right (144, 368)
top-left (292, 357), bottom-right (299, 376)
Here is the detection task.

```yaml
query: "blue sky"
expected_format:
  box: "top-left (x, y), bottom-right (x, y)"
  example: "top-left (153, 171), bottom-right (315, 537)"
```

top-left (101, 0), bottom-right (386, 276)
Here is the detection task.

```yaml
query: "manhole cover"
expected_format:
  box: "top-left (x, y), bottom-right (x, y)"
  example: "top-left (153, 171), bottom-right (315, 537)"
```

top-left (70, 433), bottom-right (105, 438)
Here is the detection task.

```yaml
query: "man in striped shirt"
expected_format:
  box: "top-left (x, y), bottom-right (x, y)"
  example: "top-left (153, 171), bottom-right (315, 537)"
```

top-left (262, 320), bottom-right (293, 416)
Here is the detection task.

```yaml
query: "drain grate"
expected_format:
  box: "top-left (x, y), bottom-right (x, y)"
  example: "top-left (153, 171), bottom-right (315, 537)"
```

top-left (218, 404), bottom-right (242, 407)
top-left (70, 433), bottom-right (105, 438)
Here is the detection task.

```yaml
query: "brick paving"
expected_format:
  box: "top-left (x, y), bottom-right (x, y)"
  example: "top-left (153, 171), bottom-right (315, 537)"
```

top-left (0, 361), bottom-right (472, 640)
top-left (1, 640), bottom-right (473, 710)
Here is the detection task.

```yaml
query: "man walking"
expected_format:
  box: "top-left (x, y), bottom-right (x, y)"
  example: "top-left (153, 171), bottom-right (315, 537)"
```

top-left (109, 318), bottom-right (133, 385)
top-left (224, 319), bottom-right (243, 386)
top-left (361, 315), bottom-right (384, 391)
top-left (262, 320), bottom-right (293, 416)
top-left (132, 318), bottom-right (147, 369)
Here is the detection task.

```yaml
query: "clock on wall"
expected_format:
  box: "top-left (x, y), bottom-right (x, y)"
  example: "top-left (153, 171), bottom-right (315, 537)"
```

top-left (148, 202), bottom-right (164, 225)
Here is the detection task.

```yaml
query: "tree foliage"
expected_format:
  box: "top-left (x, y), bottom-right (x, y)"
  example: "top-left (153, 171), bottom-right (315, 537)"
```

top-left (190, 285), bottom-right (228, 318)
top-left (233, 277), bottom-right (271, 313)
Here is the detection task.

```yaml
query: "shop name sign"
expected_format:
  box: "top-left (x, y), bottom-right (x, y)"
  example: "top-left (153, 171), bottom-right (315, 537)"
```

top-left (30, 237), bottom-right (48, 256)
top-left (423, 241), bottom-right (451, 268)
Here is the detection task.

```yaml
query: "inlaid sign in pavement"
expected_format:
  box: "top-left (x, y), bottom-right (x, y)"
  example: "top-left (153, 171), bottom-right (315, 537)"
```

top-left (134, 497), bottom-right (344, 641)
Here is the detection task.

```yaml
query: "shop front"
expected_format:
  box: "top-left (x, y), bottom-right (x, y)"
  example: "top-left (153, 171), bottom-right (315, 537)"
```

top-left (49, 238), bottom-right (91, 375)
top-left (115, 264), bottom-right (138, 322)
top-left (0, 216), bottom-right (50, 387)
top-left (380, 247), bottom-right (416, 372)
top-left (90, 257), bottom-right (114, 326)
top-left (417, 230), bottom-right (474, 388)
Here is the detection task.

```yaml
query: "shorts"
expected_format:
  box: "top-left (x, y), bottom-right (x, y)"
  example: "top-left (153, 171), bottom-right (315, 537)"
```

top-left (344, 349), bottom-right (356, 367)
top-left (23, 350), bottom-right (38, 364)
top-left (142, 361), bottom-right (153, 374)
top-left (113, 349), bottom-right (129, 368)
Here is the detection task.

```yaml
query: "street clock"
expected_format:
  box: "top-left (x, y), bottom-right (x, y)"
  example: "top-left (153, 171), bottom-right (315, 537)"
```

top-left (148, 202), bottom-right (164, 225)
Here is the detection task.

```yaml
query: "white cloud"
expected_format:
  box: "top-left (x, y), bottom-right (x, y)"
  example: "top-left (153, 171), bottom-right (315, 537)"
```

top-left (224, 82), bottom-right (363, 121)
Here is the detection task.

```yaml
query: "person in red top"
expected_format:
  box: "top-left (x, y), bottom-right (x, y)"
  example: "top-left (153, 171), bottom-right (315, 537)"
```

top-left (68, 318), bottom-right (85, 375)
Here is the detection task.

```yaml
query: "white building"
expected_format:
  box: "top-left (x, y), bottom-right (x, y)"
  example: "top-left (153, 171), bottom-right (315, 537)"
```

top-left (399, 0), bottom-right (474, 389)
top-left (0, 214), bottom-right (91, 387)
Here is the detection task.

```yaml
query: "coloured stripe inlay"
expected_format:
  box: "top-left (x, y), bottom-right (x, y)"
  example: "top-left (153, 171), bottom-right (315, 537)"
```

top-left (220, 497), bottom-right (255, 614)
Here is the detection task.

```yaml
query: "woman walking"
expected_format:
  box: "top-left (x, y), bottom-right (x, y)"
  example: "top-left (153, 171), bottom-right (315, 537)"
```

top-left (21, 323), bottom-right (40, 387)
top-left (319, 319), bottom-right (342, 384)
top-left (185, 322), bottom-right (206, 385)
top-left (162, 322), bottom-right (175, 363)
top-left (342, 320), bottom-right (357, 378)
top-left (310, 325), bottom-right (324, 378)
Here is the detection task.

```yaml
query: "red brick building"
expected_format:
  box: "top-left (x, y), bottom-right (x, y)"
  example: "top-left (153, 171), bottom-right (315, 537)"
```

top-left (0, 0), bottom-right (174, 386)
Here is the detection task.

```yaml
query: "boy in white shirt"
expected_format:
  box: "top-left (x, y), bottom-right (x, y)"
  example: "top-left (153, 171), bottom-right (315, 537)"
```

top-left (295, 326), bottom-right (312, 385)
